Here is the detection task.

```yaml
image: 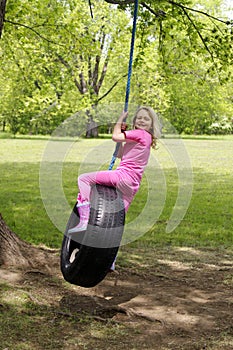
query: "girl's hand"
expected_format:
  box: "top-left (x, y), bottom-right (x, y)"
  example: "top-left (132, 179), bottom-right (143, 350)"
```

top-left (121, 122), bottom-right (128, 131)
top-left (112, 111), bottom-right (128, 142)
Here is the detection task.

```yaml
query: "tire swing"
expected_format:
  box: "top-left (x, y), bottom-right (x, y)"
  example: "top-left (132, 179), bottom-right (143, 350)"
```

top-left (60, 0), bottom-right (139, 288)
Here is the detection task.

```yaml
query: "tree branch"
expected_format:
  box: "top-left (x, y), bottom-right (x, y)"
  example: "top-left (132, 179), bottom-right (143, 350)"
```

top-left (0, 0), bottom-right (7, 38)
top-left (181, 7), bottom-right (215, 64)
top-left (141, 2), bottom-right (166, 18)
top-left (138, 0), bottom-right (229, 70)
top-left (97, 74), bottom-right (127, 102)
top-left (56, 54), bottom-right (83, 93)
top-left (93, 55), bottom-right (101, 91)
top-left (79, 71), bottom-right (88, 94)
top-left (97, 56), bottom-right (109, 93)
top-left (167, 0), bottom-right (230, 25)
top-left (4, 19), bottom-right (65, 46)
top-left (88, 56), bottom-right (92, 86)
top-left (104, 0), bottom-right (230, 26)
top-left (92, 31), bottom-right (107, 91)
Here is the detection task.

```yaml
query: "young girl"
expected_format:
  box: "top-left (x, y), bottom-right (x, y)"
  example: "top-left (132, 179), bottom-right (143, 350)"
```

top-left (68, 106), bottom-right (161, 234)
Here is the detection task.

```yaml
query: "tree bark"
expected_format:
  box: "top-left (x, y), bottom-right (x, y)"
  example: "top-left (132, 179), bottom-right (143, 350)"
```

top-left (86, 114), bottom-right (98, 138)
top-left (0, 0), bottom-right (7, 39)
top-left (0, 213), bottom-right (54, 269)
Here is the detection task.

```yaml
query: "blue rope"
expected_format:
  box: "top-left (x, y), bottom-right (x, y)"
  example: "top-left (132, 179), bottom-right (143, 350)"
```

top-left (109, 0), bottom-right (138, 170)
top-left (124, 0), bottom-right (139, 113)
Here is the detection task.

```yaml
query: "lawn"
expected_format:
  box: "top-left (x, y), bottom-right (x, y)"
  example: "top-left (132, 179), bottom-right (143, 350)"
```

top-left (0, 135), bottom-right (232, 248)
top-left (0, 135), bottom-right (233, 350)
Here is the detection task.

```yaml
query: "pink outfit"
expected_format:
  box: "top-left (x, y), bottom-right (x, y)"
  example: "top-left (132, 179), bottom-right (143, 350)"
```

top-left (78, 129), bottom-right (152, 211)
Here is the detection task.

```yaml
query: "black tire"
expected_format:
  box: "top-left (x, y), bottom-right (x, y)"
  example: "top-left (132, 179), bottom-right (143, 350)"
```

top-left (60, 185), bottom-right (125, 288)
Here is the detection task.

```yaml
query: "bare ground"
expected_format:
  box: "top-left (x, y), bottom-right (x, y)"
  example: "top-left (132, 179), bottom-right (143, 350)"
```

top-left (0, 246), bottom-right (232, 350)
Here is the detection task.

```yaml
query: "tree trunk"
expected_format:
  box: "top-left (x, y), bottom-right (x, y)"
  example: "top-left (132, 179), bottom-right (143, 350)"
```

top-left (0, 213), bottom-right (54, 269)
top-left (0, 0), bottom-right (7, 39)
top-left (85, 109), bottom-right (99, 138)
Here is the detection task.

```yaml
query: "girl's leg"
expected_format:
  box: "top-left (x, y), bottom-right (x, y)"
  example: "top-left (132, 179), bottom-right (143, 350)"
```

top-left (122, 198), bottom-right (131, 212)
top-left (68, 201), bottom-right (90, 233)
top-left (77, 170), bottom-right (127, 202)
top-left (69, 171), bottom-right (123, 233)
top-left (76, 170), bottom-right (135, 269)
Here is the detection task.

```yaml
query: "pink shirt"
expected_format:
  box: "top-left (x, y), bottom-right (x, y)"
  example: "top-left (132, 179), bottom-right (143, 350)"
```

top-left (116, 129), bottom-right (152, 187)
top-left (77, 128), bottom-right (152, 210)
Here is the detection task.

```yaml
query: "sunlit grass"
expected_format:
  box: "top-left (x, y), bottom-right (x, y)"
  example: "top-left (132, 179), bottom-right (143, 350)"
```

top-left (0, 136), bottom-right (232, 248)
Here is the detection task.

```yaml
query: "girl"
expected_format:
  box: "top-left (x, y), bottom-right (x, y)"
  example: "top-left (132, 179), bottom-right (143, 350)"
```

top-left (68, 106), bottom-right (161, 234)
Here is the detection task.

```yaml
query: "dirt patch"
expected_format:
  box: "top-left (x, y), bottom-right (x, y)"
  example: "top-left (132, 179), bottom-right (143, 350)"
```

top-left (0, 246), bottom-right (232, 350)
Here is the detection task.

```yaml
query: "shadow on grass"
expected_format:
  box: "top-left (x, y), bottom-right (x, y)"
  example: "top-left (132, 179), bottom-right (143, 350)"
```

top-left (0, 161), bottom-right (232, 248)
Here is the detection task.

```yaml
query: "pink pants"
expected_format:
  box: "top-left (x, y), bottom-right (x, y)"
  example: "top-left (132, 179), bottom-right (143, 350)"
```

top-left (78, 170), bottom-right (139, 212)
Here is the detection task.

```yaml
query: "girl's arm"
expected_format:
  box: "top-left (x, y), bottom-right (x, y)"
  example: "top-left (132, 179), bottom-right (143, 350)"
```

top-left (116, 143), bottom-right (124, 159)
top-left (112, 111), bottom-right (128, 142)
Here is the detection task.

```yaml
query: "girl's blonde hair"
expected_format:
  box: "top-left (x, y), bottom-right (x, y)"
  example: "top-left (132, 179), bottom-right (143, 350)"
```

top-left (132, 106), bottom-right (161, 149)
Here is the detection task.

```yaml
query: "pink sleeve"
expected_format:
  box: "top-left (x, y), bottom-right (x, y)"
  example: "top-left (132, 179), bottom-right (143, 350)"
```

top-left (124, 129), bottom-right (151, 146)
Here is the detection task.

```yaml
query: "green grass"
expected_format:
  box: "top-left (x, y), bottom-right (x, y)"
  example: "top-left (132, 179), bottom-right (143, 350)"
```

top-left (0, 136), bottom-right (233, 249)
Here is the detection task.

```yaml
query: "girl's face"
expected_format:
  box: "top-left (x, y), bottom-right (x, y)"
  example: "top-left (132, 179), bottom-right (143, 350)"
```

top-left (134, 109), bottom-right (152, 132)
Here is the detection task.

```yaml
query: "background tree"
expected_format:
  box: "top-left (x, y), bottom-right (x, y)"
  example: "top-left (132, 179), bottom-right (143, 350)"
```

top-left (1, 0), bottom-right (133, 135)
top-left (0, 0), bottom-right (232, 135)
top-left (105, 0), bottom-right (232, 133)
